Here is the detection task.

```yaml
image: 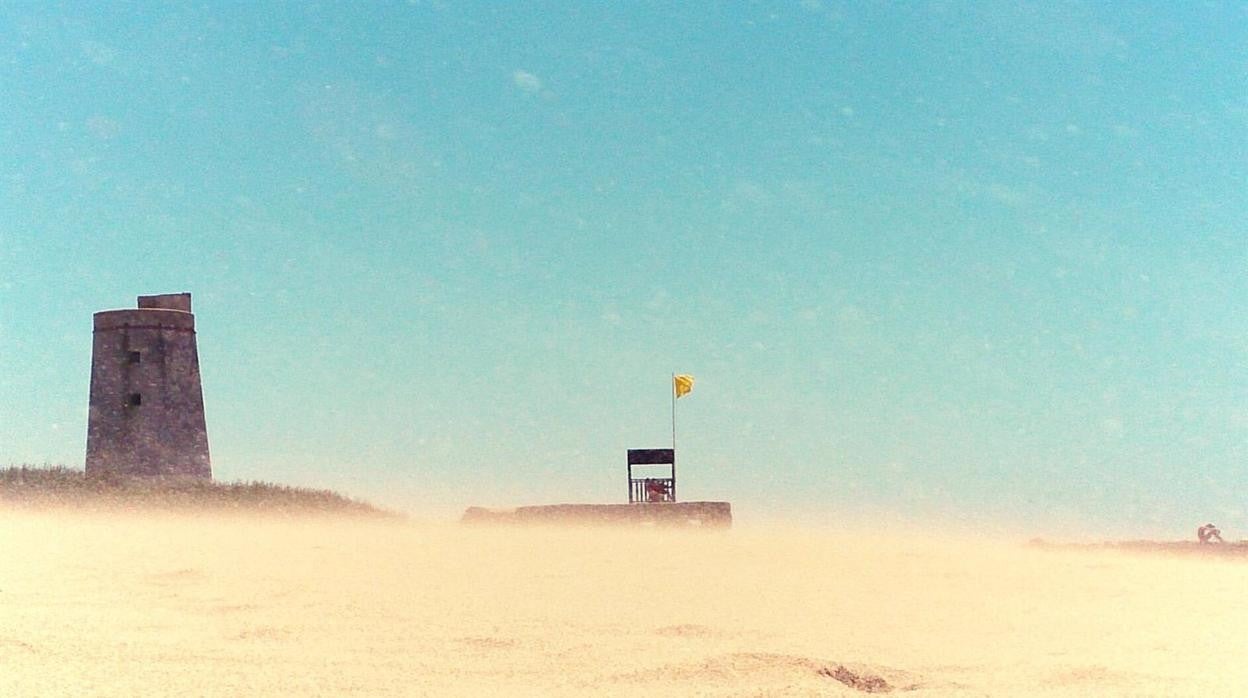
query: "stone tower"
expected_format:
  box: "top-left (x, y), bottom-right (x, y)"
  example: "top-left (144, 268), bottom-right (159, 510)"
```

top-left (85, 293), bottom-right (212, 480)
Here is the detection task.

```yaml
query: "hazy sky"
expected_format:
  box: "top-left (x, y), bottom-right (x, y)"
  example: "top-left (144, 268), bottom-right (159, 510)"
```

top-left (1, 2), bottom-right (1244, 534)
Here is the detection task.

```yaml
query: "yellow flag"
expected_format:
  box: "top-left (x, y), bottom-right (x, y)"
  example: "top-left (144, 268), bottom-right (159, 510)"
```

top-left (674, 374), bottom-right (694, 398)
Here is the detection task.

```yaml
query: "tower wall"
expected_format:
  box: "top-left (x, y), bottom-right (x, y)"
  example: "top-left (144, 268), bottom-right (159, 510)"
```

top-left (85, 294), bottom-right (211, 480)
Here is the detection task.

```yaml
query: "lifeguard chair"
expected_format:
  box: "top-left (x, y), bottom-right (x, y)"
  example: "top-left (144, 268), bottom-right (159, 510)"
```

top-left (627, 448), bottom-right (675, 503)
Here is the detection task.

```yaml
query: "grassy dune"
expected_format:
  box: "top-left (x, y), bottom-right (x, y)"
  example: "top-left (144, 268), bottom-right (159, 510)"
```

top-left (0, 465), bottom-right (392, 517)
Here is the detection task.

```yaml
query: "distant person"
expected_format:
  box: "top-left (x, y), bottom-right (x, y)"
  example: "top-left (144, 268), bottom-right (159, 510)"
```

top-left (1197, 523), bottom-right (1224, 543)
top-left (645, 479), bottom-right (671, 503)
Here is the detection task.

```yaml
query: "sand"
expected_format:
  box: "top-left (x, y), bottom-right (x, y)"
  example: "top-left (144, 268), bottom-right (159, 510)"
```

top-left (1, 512), bottom-right (1244, 696)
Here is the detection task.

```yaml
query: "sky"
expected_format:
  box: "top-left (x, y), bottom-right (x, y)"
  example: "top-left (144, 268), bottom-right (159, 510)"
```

top-left (1, 1), bottom-right (1244, 535)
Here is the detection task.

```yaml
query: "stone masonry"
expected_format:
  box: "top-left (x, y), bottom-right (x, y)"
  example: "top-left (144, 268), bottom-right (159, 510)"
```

top-left (85, 293), bottom-right (212, 480)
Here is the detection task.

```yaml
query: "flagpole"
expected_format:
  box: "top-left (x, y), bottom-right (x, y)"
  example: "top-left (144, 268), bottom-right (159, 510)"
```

top-left (670, 372), bottom-right (677, 502)
top-left (671, 372), bottom-right (677, 452)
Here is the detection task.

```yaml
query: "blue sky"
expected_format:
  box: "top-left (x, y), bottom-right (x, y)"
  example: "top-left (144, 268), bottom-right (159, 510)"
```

top-left (1, 2), bottom-right (1244, 534)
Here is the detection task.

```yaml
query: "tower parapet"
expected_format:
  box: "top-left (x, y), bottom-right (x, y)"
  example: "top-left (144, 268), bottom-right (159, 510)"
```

top-left (85, 293), bottom-right (211, 480)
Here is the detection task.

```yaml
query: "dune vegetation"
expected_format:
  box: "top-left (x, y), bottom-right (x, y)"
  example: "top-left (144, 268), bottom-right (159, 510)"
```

top-left (0, 464), bottom-right (392, 517)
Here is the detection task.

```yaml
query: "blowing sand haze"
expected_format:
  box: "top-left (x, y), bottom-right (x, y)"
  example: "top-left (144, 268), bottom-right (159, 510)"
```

top-left (2, 512), bottom-right (1244, 696)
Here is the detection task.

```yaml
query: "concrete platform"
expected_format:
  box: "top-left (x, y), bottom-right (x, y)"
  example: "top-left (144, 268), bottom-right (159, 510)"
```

top-left (462, 501), bottom-right (731, 528)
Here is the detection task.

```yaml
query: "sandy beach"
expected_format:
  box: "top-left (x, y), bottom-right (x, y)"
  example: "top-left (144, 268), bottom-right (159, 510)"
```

top-left (1, 511), bottom-right (1244, 697)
